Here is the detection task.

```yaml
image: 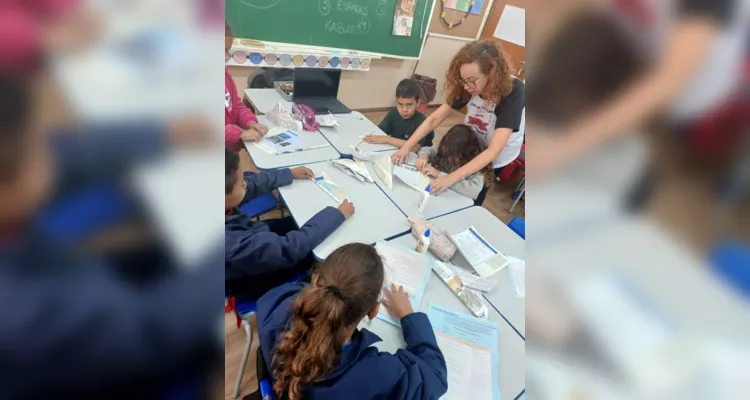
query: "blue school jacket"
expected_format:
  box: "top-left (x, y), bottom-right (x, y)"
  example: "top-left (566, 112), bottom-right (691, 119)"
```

top-left (257, 283), bottom-right (448, 400)
top-left (225, 170), bottom-right (345, 280)
top-left (0, 122), bottom-right (222, 399)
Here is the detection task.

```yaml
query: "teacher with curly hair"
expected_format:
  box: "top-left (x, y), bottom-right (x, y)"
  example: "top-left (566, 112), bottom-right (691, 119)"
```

top-left (393, 40), bottom-right (525, 205)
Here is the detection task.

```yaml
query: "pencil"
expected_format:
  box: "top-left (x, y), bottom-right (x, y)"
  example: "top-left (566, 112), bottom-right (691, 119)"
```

top-left (276, 144), bottom-right (329, 155)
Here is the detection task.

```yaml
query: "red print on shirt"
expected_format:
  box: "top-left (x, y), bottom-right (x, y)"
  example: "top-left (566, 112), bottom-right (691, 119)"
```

top-left (467, 116), bottom-right (489, 132)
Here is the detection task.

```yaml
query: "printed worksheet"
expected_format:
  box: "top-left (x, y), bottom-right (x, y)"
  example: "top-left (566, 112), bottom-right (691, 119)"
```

top-left (427, 304), bottom-right (500, 400)
top-left (375, 241), bottom-right (432, 327)
top-left (312, 173), bottom-right (348, 203)
top-left (450, 227), bottom-right (509, 277)
top-left (393, 164), bottom-right (431, 192)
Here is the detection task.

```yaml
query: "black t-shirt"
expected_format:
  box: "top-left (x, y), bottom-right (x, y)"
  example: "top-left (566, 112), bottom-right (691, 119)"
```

top-left (679, 0), bottom-right (733, 24)
top-left (450, 78), bottom-right (525, 133)
top-left (378, 109), bottom-right (435, 146)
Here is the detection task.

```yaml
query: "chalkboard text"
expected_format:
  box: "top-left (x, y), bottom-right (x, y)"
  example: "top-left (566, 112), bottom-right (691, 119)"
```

top-left (325, 18), bottom-right (371, 35)
top-left (336, 0), bottom-right (368, 17)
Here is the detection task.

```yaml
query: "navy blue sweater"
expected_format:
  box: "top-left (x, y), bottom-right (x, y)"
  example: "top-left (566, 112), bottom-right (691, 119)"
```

top-left (257, 283), bottom-right (448, 400)
top-left (225, 169), bottom-right (345, 280)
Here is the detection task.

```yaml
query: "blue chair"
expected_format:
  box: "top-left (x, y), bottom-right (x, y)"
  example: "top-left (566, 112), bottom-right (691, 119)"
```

top-left (508, 217), bottom-right (525, 239)
top-left (37, 185), bottom-right (133, 244)
top-left (711, 241), bottom-right (750, 299)
top-left (239, 172), bottom-right (283, 221)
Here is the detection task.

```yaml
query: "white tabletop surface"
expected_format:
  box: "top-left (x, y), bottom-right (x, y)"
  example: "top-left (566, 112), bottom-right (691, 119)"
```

top-left (426, 207), bottom-right (526, 336)
top-left (318, 111), bottom-right (397, 156)
top-left (244, 116), bottom-right (340, 171)
top-left (244, 88), bottom-right (291, 115)
top-left (368, 233), bottom-right (525, 400)
top-left (366, 151), bottom-right (474, 219)
top-left (278, 161), bottom-right (411, 260)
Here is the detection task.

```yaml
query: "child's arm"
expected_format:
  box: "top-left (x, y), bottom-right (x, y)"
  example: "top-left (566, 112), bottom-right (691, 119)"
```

top-left (226, 206), bottom-right (345, 274)
top-left (240, 169), bottom-right (293, 205)
top-left (227, 70), bottom-right (259, 130)
top-left (0, 246), bottom-right (223, 397)
top-left (444, 172), bottom-right (484, 200)
top-left (388, 313), bottom-right (448, 399)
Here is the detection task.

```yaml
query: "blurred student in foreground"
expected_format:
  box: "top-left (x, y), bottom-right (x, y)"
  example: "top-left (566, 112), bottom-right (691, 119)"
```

top-left (0, 73), bottom-right (222, 399)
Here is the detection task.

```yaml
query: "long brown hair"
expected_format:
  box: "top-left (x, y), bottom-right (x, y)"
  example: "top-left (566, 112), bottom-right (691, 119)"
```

top-left (272, 243), bottom-right (384, 400)
top-left (445, 40), bottom-right (514, 105)
top-left (432, 124), bottom-right (493, 188)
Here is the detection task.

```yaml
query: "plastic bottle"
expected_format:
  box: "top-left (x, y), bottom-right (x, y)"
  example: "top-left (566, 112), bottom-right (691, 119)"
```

top-left (416, 229), bottom-right (431, 254)
top-left (416, 185), bottom-right (431, 213)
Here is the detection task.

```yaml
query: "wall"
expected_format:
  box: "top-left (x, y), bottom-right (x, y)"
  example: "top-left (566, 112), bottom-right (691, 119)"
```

top-left (228, 35), bottom-right (469, 110)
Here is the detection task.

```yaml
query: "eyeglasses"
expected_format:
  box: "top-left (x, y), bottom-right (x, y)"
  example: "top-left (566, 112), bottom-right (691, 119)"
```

top-left (457, 74), bottom-right (485, 89)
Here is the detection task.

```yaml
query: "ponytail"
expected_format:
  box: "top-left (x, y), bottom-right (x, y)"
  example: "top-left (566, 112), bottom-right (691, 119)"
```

top-left (271, 243), bottom-right (384, 400)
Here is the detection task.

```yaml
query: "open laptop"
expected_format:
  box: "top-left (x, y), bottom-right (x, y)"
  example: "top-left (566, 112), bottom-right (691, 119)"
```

top-left (292, 68), bottom-right (351, 114)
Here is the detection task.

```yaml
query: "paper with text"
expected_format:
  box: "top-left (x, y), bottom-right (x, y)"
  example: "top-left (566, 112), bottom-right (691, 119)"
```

top-left (393, 164), bottom-right (431, 192)
top-left (376, 241), bottom-right (432, 327)
top-left (450, 227), bottom-right (509, 277)
top-left (427, 304), bottom-right (500, 400)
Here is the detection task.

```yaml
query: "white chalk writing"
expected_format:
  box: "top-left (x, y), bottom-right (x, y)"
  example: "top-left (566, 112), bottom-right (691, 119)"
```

top-left (324, 18), bottom-right (371, 35)
top-left (336, 0), bottom-right (368, 17)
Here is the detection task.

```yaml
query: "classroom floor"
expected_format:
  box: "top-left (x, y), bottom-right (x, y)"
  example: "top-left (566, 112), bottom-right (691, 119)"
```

top-left (225, 109), bottom-right (526, 399)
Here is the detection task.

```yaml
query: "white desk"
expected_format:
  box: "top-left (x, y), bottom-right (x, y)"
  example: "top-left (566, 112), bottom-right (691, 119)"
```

top-left (427, 207), bottom-right (526, 336)
top-left (244, 116), bottom-right (340, 171)
top-left (369, 233), bottom-right (524, 400)
top-left (318, 112), bottom-right (397, 157)
top-left (243, 88), bottom-right (291, 115)
top-left (366, 151), bottom-right (474, 219)
top-left (278, 161), bottom-right (410, 260)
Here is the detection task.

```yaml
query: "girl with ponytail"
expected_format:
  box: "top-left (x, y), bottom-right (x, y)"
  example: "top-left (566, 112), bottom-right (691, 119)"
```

top-left (256, 243), bottom-right (448, 400)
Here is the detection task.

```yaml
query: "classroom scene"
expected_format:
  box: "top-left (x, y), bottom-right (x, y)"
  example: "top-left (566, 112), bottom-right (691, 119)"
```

top-left (223, 0), bottom-right (526, 399)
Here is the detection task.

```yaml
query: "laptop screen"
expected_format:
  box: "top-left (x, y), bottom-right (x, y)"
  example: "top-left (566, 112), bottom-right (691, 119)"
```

top-left (293, 68), bottom-right (340, 99)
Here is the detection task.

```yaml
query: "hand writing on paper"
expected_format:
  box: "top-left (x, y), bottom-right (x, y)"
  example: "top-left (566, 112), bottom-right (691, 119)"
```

top-left (414, 154), bottom-right (429, 171)
top-left (337, 199), bottom-right (355, 219)
top-left (248, 123), bottom-right (269, 136)
top-left (363, 135), bottom-right (392, 145)
top-left (383, 284), bottom-right (413, 320)
top-left (241, 128), bottom-right (263, 142)
top-left (422, 165), bottom-right (440, 179)
top-left (429, 174), bottom-right (456, 196)
top-left (291, 167), bottom-right (314, 180)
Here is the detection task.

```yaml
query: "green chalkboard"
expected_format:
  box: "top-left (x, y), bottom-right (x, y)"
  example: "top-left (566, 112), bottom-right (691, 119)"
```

top-left (226, 0), bottom-right (435, 58)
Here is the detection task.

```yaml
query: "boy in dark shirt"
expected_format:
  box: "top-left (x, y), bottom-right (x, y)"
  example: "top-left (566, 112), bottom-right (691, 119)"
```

top-left (365, 79), bottom-right (434, 151)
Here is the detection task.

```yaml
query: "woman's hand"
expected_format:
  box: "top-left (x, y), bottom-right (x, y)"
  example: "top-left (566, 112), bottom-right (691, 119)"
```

top-left (415, 154), bottom-right (429, 171)
top-left (363, 135), bottom-right (392, 145)
top-left (392, 147), bottom-right (411, 165)
top-left (248, 123), bottom-right (269, 136)
top-left (429, 174), bottom-right (458, 195)
top-left (241, 128), bottom-right (263, 142)
top-left (382, 284), bottom-right (413, 320)
top-left (422, 165), bottom-right (440, 179)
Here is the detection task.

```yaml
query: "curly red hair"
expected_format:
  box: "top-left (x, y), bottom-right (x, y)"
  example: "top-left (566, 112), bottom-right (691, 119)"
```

top-left (445, 40), bottom-right (513, 104)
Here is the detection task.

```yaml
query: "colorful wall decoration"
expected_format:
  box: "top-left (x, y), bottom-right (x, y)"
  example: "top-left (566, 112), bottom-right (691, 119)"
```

top-left (228, 49), bottom-right (372, 71)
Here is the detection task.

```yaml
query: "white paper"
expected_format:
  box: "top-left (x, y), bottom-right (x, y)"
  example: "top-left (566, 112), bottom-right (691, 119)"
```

top-left (331, 159), bottom-right (374, 183)
top-left (450, 227), bottom-right (509, 278)
top-left (507, 258), bottom-right (525, 298)
top-left (437, 334), bottom-right (494, 400)
top-left (493, 5), bottom-right (525, 47)
top-left (454, 264), bottom-right (500, 293)
top-left (376, 242), bottom-right (431, 325)
top-left (312, 173), bottom-right (348, 203)
top-left (372, 153), bottom-right (394, 190)
top-left (393, 164), bottom-right (431, 192)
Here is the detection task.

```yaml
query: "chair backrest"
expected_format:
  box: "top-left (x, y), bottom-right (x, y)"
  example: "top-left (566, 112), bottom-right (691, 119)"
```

top-left (508, 217), bottom-right (525, 239)
top-left (257, 346), bottom-right (277, 400)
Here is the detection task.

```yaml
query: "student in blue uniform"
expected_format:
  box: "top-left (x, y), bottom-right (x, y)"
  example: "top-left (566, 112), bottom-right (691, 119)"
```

top-left (224, 149), bottom-right (355, 299)
top-left (256, 243), bottom-right (448, 400)
top-left (0, 74), bottom-right (221, 399)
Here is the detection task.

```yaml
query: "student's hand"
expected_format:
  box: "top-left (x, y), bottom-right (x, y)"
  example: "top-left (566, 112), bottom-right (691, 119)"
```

top-left (249, 123), bottom-right (269, 136)
top-left (167, 117), bottom-right (214, 146)
top-left (291, 167), bottom-right (314, 180)
top-left (392, 147), bottom-right (410, 165)
top-left (415, 154), bottom-right (429, 171)
top-left (363, 135), bottom-right (391, 145)
top-left (429, 174), bottom-right (457, 196)
top-left (422, 165), bottom-right (440, 179)
top-left (383, 284), bottom-right (413, 320)
top-left (337, 199), bottom-right (355, 219)
top-left (241, 128), bottom-right (263, 142)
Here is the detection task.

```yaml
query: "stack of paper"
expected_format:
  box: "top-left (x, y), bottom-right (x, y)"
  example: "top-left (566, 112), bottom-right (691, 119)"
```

top-left (449, 226), bottom-right (510, 278)
top-left (427, 304), bottom-right (500, 400)
top-left (393, 163), bottom-right (431, 192)
top-left (432, 261), bottom-right (488, 318)
top-left (312, 173), bottom-right (348, 203)
top-left (375, 241), bottom-right (432, 327)
top-left (372, 153), bottom-right (394, 189)
top-left (330, 159), bottom-right (374, 183)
